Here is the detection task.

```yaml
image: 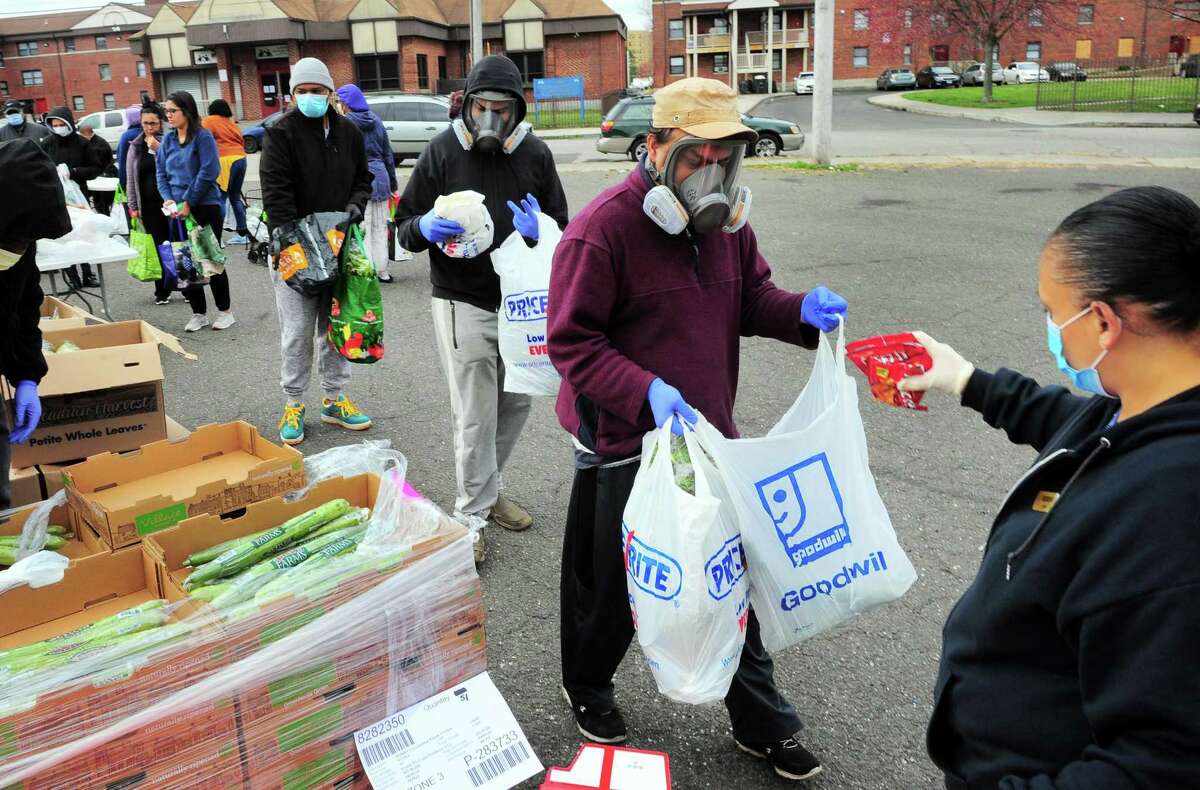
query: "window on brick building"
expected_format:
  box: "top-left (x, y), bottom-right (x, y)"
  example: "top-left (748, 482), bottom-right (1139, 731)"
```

top-left (904, 8), bottom-right (913, 29)
top-left (712, 17), bottom-right (728, 34)
top-left (669, 19), bottom-right (684, 40)
top-left (1117, 37), bottom-right (1134, 57)
top-left (511, 51), bottom-right (544, 83)
top-left (853, 9), bottom-right (869, 30)
top-left (99, 63), bottom-right (111, 80)
top-left (853, 47), bottom-right (869, 67)
top-left (416, 53), bottom-right (430, 90)
top-left (137, 61), bottom-right (146, 78)
top-left (18, 41), bottom-right (38, 56)
top-left (1076, 39), bottom-right (1092, 58)
top-left (1029, 7), bottom-right (1043, 27)
top-left (103, 94), bottom-right (116, 109)
top-left (713, 53), bottom-right (729, 73)
top-left (95, 35), bottom-right (107, 49)
top-left (63, 38), bottom-right (76, 52)
top-left (1, 81), bottom-right (10, 95)
top-left (438, 55), bottom-right (447, 82)
top-left (771, 10), bottom-right (782, 30)
top-left (772, 50), bottom-right (782, 70)
top-left (903, 43), bottom-right (912, 65)
top-left (355, 55), bottom-right (400, 91)
top-left (1078, 4), bottom-right (1094, 24)
top-left (1026, 41), bottom-right (1041, 60)
top-left (21, 70), bottom-right (43, 86)
top-left (73, 95), bottom-right (85, 111)
top-left (669, 55), bottom-right (685, 75)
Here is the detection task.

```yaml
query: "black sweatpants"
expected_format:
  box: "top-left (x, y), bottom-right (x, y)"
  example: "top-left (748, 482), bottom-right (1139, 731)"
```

top-left (138, 204), bottom-right (174, 301)
top-left (181, 203), bottom-right (230, 314)
top-left (560, 463), bottom-right (804, 744)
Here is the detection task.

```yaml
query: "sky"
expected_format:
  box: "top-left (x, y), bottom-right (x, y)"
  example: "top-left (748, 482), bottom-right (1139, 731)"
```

top-left (0, 0), bottom-right (653, 29)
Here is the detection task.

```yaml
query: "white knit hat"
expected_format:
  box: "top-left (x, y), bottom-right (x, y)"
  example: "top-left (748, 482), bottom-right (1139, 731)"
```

top-left (290, 57), bottom-right (334, 91)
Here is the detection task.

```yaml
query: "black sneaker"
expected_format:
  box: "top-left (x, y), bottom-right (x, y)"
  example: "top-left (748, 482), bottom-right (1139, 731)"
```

top-left (560, 686), bottom-right (627, 744)
top-left (735, 734), bottom-right (823, 781)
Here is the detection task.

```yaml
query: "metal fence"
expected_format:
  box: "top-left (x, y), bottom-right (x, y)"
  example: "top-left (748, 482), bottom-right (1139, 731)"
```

top-left (1036, 57), bottom-right (1200, 113)
top-left (528, 97), bottom-right (603, 130)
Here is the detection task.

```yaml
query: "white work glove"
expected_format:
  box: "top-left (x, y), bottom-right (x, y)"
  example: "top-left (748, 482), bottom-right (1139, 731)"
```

top-left (898, 331), bottom-right (975, 397)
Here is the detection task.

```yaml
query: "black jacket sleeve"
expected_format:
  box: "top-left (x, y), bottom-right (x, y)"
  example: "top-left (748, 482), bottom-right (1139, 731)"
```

top-left (1, 246), bottom-right (48, 387)
top-left (961, 368), bottom-right (1091, 453)
top-left (344, 121), bottom-right (373, 214)
top-left (70, 138), bottom-right (103, 185)
top-left (395, 146), bottom-right (441, 253)
top-left (538, 145), bottom-right (569, 231)
top-left (260, 124), bottom-right (296, 230)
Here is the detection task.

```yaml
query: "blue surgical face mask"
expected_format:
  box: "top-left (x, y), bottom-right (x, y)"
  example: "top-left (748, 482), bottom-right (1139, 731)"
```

top-left (5, 113), bottom-right (23, 127)
top-left (1046, 306), bottom-right (1113, 398)
top-left (295, 94), bottom-right (328, 119)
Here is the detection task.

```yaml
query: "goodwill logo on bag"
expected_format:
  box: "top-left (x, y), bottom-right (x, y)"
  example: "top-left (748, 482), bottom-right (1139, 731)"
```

top-left (503, 290), bottom-right (550, 323)
top-left (755, 452), bottom-right (851, 568)
top-left (623, 525), bottom-right (683, 602)
top-left (705, 535), bottom-right (747, 601)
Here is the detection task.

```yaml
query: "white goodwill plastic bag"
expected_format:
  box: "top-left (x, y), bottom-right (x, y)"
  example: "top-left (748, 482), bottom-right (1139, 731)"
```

top-left (491, 212), bottom-right (563, 397)
top-left (433, 190), bottom-right (494, 259)
top-left (699, 320), bottom-right (917, 653)
top-left (622, 420), bottom-right (750, 704)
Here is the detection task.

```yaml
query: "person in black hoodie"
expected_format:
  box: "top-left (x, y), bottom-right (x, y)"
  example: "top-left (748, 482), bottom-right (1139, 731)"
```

top-left (78, 123), bottom-right (116, 215)
top-left (393, 54), bottom-right (568, 563)
top-left (0, 138), bottom-right (72, 508)
top-left (42, 106), bottom-right (102, 288)
top-left (897, 186), bottom-right (1200, 790)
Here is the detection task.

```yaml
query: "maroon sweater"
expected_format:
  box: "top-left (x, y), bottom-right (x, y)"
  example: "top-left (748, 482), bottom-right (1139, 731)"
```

top-left (548, 166), bottom-right (819, 459)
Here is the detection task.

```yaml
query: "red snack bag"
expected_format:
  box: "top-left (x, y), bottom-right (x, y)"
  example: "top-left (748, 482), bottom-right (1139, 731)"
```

top-left (845, 333), bottom-right (932, 411)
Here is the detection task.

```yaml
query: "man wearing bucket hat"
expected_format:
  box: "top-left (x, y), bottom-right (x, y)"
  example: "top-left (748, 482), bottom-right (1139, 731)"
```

top-left (547, 78), bottom-right (848, 782)
top-left (393, 54), bottom-right (569, 564)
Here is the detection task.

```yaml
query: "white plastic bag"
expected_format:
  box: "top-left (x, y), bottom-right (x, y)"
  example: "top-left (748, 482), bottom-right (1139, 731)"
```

top-left (699, 321), bottom-right (917, 653)
top-left (491, 212), bottom-right (563, 397)
top-left (109, 200), bottom-right (128, 236)
top-left (433, 190), bottom-right (493, 259)
top-left (57, 167), bottom-right (89, 209)
top-left (0, 551), bottom-right (70, 595)
top-left (622, 421), bottom-right (750, 704)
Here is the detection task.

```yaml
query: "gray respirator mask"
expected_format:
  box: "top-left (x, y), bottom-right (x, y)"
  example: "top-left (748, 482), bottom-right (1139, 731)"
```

top-left (643, 137), bottom-right (751, 235)
top-left (462, 92), bottom-right (518, 155)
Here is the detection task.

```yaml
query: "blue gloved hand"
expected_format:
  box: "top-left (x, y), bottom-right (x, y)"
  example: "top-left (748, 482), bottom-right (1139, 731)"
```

top-left (418, 209), bottom-right (466, 244)
top-left (647, 378), bottom-right (697, 436)
top-left (801, 286), bottom-right (849, 332)
top-left (506, 193), bottom-right (541, 241)
top-left (9, 380), bottom-right (41, 444)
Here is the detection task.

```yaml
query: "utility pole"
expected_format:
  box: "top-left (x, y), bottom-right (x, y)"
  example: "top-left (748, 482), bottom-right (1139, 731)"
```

top-left (470, 0), bottom-right (484, 66)
top-left (810, 0), bottom-right (834, 164)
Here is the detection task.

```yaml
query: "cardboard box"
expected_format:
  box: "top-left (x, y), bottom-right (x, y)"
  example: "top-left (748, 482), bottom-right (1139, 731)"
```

top-left (0, 500), bottom-right (108, 566)
top-left (64, 421), bottom-right (304, 549)
top-left (6, 321), bottom-right (195, 467)
top-left (6, 464), bottom-right (43, 508)
top-left (38, 295), bottom-right (101, 330)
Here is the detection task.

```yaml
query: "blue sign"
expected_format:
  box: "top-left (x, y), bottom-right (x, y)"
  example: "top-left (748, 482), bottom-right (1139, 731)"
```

top-left (533, 76), bottom-right (584, 101)
top-left (755, 453), bottom-right (851, 568)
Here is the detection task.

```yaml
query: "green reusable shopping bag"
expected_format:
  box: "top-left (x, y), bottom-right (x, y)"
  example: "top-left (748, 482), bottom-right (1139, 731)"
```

top-left (185, 215), bottom-right (226, 277)
top-left (328, 224), bottom-right (385, 363)
top-left (114, 184), bottom-right (127, 205)
top-left (126, 218), bottom-right (163, 282)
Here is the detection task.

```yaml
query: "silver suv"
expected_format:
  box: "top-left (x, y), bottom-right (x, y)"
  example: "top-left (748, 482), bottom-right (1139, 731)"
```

top-left (364, 93), bottom-right (452, 163)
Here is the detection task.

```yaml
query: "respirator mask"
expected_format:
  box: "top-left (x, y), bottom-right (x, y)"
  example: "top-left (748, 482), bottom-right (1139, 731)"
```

top-left (460, 91), bottom-right (520, 155)
top-left (642, 136), bottom-right (751, 236)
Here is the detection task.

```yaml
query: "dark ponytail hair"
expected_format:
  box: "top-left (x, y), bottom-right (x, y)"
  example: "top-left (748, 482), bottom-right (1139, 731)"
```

top-left (1051, 186), bottom-right (1200, 335)
top-left (165, 91), bottom-right (201, 133)
top-left (140, 98), bottom-right (165, 125)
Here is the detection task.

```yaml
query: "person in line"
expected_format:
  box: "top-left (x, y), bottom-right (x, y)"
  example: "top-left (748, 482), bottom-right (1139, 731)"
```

top-left (202, 99), bottom-right (250, 245)
top-left (78, 123), bottom-right (116, 216)
top-left (126, 100), bottom-right (174, 305)
top-left (41, 106), bottom-right (103, 289)
top-left (900, 185), bottom-right (1200, 789)
top-left (0, 138), bottom-right (72, 508)
top-left (0, 100), bottom-right (48, 143)
top-left (157, 90), bottom-right (235, 333)
top-left (335, 84), bottom-right (397, 283)
top-left (260, 57), bottom-right (374, 447)
top-left (115, 105), bottom-right (141, 189)
top-left (547, 77), bottom-right (848, 782)
top-left (394, 54), bottom-right (569, 563)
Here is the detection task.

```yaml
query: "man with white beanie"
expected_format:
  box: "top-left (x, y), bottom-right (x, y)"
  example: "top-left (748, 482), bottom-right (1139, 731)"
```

top-left (260, 57), bottom-right (374, 447)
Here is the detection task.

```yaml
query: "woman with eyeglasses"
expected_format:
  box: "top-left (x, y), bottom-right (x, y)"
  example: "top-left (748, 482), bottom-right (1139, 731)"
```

top-left (156, 91), bottom-right (235, 332)
top-left (125, 100), bottom-right (174, 305)
top-left (901, 186), bottom-right (1200, 789)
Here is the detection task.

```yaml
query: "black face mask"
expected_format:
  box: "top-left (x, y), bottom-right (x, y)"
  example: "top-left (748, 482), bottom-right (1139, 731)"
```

top-left (464, 98), bottom-right (516, 154)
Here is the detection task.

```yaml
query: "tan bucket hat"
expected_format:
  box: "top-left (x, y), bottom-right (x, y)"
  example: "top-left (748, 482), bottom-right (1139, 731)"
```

top-left (651, 78), bottom-right (757, 142)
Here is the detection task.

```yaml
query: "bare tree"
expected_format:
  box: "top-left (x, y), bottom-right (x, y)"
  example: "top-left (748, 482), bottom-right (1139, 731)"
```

top-left (916, 1), bottom-right (1073, 103)
top-left (1145, 0), bottom-right (1200, 24)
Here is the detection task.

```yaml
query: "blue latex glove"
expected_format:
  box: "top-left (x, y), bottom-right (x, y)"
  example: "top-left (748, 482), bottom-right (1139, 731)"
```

top-left (801, 286), bottom-right (849, 332)
top-left (9, 380), bottom-right (41, 444)
top-left (647, 378), bottom-right (697, 436)
top-left (418, 209), bottom-right (466, 244)
top-left (506, 193), bottom-right (541, 241)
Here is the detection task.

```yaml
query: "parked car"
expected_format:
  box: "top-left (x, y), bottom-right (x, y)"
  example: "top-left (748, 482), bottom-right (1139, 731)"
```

top-left (793, 72), bottom-right (815, 95)
top-left (1047, 61), bottom-right (1088, 81)
top-left (915, 66), bottom-right (962, 89)
top-left (1003, 61), bottom-right (1050, 84)
top-left (364, 93), bottom-right (452, 163)
top-left (596, 95), bottom-right (804, 160)
top-left (876, 68), bottom-right (917, 91)
top-left (241, 111), bottom-right (285, 154)
top-left (960, 62), bottom-right (1005, 86)
top-left (1181, 54), bottom-right (1200, 78)
top-left (75, 109), bottom-right (129, 146)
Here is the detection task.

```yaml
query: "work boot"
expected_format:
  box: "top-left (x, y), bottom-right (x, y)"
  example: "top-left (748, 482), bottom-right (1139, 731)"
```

top-left (321, 395), bottom-right (372, 431)
top-left (278, 403), bottom-right (305, 446)
top-left (560, 687), bottom-right (627, 744)
top-left (490, 494), bottom-right (532, 531)
top-left (735, 733), bottom-right (823, 781)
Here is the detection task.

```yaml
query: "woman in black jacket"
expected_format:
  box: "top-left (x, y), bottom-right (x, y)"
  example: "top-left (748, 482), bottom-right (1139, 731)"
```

top-left (42, 106), bottom-right (102, 288)
top-left (901, 186), bottom-right (1200, 789)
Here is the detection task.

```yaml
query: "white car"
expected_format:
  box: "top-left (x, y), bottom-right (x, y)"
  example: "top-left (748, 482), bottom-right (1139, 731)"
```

top-left (1003, 62), bottom-right (1050, 84)
top-left (793, 72), bottom-right (815, 95)
top-left (76, 109), bottom-right (130, 146)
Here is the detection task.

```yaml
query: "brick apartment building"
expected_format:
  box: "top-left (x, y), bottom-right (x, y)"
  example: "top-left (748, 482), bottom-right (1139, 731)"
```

top-left (628, 29), bottom-right (654, 78)
top-left (651, 0), bottom-right (1200, 90)
top-left (130, 0), bottom-right (627, 121)
top-left (0, 3), bottom-right (158, 118)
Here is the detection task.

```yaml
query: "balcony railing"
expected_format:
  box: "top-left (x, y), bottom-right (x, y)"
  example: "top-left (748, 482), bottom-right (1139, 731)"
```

top-left (735, 53), bottom-right (769, 70)
top-left (743, 28), bottom-right (809, 48)
top-left (687, 32), bottom-right (731, 49)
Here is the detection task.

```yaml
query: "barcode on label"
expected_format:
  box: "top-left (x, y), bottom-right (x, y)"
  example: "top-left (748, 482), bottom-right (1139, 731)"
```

top-left (361, 729), bottom-right (415, 767)
top-left (468, 743), bottom-right (531, 787)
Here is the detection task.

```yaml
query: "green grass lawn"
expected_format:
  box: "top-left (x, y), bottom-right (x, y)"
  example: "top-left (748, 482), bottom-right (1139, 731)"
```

top-left (529, 108), bottom-right (603, 130)
top-left (904, 80), bottom-right (1198, 112)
